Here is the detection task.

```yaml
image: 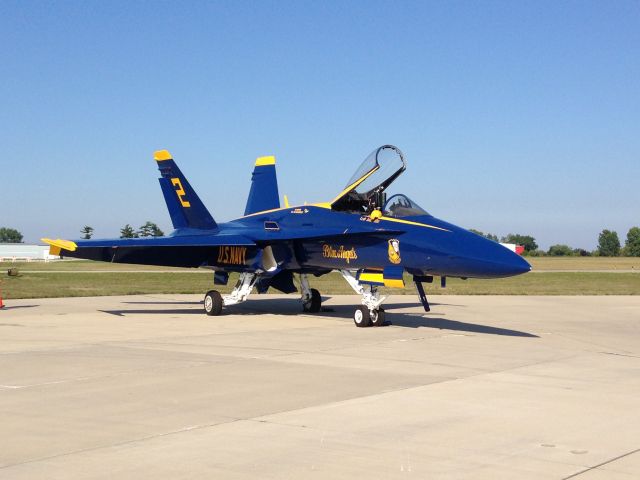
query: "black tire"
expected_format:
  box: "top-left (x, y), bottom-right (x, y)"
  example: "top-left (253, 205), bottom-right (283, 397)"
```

top-left (308, 288), bottom-right (321, 313)
top-left (302, 288), bottom-right (322, 313)
top-left (204, 290), bottom-right (223, 316)
top-left (353, 306), bottom-right (371, 328)
top-left (370, 308), bottom-right (385, 327)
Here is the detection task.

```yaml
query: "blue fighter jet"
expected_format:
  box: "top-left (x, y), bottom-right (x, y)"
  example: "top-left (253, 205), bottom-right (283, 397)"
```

top-left (43, 145), bottom-right (530, 327)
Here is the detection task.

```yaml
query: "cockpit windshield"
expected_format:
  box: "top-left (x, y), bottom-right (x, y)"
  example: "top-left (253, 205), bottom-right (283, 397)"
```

top-left (332, 145), bottom-right (407, 213)
top-left (383, 194), bottom-right (431, 217)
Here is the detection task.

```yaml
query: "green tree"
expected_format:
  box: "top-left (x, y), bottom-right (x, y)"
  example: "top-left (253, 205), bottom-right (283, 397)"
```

top-left (597, 229), bottom-right (621, 257)
top-left (80, 226), bottom-right (94, 239)
top-left (625, 227), bottom-right (640, 257)
top-left (469, 229), bottom-right (499, 242)
top-left (548, 244), bottom-right (573, 256)
top-left (138, 221), bottom-right (164, 237)
top-left (120, 224), bottom-right (138, 238)
top-left (0, 227), bottom-right (24, 243)
top-left (501, 233), bottom-right (538, 253)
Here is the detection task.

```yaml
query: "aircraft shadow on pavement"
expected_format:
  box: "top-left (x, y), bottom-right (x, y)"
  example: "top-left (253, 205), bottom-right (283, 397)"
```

top-left (122, 301), bottom-right (203, 305)
top-left (100, 300), bottom-right (204, 315)
top-left (382, 301), bottom-right (466, 309)
top-left (99, 297), bottom-right (537, 338)
top-left (0, 304), bottom-right (39, 310)
top-left (384, 313), bottom-right (539, 337)
top-left (100, 308), bottom-right (203, 316)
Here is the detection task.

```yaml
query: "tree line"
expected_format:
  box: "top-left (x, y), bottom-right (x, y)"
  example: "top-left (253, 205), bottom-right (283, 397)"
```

top-left (0, 223), bottom-right (164, 243)
top-left (79, 222), bottom-right (165, 239)
top-left (470, 227), bottom-right (640, 257)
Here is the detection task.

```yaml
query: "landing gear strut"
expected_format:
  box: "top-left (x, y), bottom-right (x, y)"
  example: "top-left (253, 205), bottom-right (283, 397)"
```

top-left (203, 272), bottom-right (258, 316)
top-left (340, 270), bottom-right (387, 327)
top-left (299, 273), bottom-right (322, 313)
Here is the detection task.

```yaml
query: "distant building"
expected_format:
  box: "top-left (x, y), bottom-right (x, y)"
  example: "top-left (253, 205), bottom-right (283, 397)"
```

top-left (500, 243), bottom-right (525, 255)
top-left (0, 244), bottom-right (58, 262)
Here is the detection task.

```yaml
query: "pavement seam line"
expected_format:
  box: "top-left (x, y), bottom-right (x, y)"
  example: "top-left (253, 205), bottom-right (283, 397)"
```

top-left (561, 448), bottom-right (640, 479)
top-left (0, 368), bottom-right (480, 470)
top-left (0, 418), bottom-right (243, 470)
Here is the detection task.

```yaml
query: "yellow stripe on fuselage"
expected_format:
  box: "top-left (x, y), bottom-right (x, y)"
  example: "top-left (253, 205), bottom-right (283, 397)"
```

top-left (310, 202), bottom-right (331, 209)
top-left (379, 216), bottom-right (451, 232)
top-left (239, 206), bottom-right (289, 219)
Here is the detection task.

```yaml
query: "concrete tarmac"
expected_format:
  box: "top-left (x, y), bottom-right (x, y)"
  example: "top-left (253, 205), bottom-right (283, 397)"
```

top-left (0, 294), bottom-right (639, 479)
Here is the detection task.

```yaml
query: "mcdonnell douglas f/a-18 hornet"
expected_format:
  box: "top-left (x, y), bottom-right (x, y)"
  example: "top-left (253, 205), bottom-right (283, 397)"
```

top-left (43, 145), bottom-right (530, 327)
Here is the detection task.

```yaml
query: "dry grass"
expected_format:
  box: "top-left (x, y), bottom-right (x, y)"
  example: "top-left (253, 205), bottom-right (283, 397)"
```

top-left (527, 257), bottom-right (640, 271)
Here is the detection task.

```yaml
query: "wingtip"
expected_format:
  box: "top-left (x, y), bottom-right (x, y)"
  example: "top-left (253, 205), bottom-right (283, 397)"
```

top-left (154, 150), bottom-right (173, 162)
top-left (41, 237), bottom-right (77, 252)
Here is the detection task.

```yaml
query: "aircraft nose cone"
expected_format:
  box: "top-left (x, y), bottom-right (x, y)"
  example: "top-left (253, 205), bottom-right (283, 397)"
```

top-left (411, 218), bottom-right (532, 278)
top-left (499, 249), bottom-right (531, 276)
top-left (464, 233), bottom-right (532, 278)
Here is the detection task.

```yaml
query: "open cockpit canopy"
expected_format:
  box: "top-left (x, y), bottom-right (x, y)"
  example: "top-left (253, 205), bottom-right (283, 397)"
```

top-left (332, 145), bottom-right (406, 213)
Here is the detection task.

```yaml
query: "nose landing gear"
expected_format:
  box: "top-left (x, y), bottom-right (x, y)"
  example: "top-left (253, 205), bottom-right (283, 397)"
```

top-left (340, 270), bottom-right (387, 327)
top-left (353, 305), bottom-right (386, 327)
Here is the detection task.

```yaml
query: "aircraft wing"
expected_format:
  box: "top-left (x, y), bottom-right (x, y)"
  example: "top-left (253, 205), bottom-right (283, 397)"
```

top-left (42, 235), bottom-right (256, 268)
top-left (42, 225), bottom-right (402, 269)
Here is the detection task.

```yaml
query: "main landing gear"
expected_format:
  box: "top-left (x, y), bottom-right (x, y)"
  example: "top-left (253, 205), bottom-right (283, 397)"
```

top-left (299, 273), bottom-right (322, 313)
top-left (340, 270), bottom-right (387, 327)
top-left (204, 272), bottom-right (258, 316)
top-left (203, 272), bottom-right (323, 315)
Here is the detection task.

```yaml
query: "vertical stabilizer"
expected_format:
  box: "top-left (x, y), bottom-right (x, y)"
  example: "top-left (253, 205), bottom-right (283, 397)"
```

top-left (244, 156), bottom-right (280, 216)
top-left (155, 150), bottom-right (218, 230)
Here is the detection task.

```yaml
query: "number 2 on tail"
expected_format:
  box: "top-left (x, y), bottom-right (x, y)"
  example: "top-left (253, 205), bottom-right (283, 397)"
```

top-left (171, 178), bottom-right (191, 207)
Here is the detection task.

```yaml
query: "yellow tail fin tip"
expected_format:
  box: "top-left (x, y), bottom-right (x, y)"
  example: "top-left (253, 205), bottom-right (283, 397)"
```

top-left (255, 155), bottom-right (275, 166)
top-left (154, 150), bottom-right (173, 161)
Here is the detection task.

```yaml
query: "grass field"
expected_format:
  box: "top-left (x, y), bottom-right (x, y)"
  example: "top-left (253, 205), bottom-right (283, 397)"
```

top-left (526, 257), bottom-right (640, 271)
top-left (2, 258), bottom-right (639, 299)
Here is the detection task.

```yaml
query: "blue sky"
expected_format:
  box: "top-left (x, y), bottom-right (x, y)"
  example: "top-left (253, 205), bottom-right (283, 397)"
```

top-left (1, 1), bottom-right (638, 249)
